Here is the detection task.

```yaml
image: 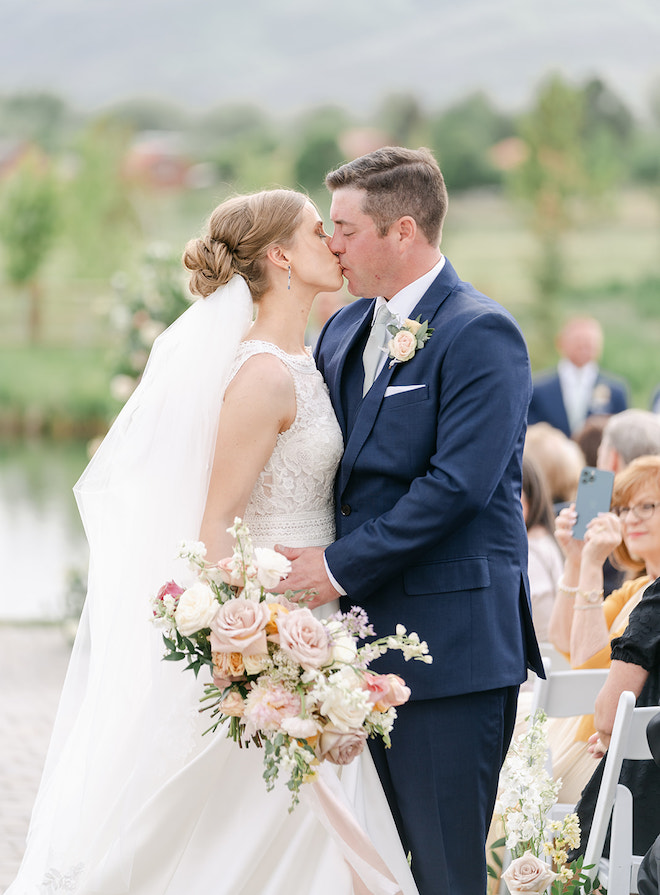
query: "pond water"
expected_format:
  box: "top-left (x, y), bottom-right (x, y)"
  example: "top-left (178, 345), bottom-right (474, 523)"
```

top-left (0, 441), bottom-right (90, 622)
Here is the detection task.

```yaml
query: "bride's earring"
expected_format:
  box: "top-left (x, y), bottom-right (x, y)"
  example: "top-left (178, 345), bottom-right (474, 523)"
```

top-left (287, 265), bottom-right (291, 290)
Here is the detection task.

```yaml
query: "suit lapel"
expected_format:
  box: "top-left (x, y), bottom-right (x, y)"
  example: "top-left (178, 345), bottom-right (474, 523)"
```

top-left (326, 300), bottom-right (374, 439)
top-left (338, 261), bottom-right (458, 493)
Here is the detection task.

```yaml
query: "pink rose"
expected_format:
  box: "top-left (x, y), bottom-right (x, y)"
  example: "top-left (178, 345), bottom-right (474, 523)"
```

top-left (502, 852), bottom-right (557, 893)
top-left (277, 608), bottom-right (332, 670)
top-left (389, 330), bottom-right (416, 362)
top-left (363, 673), bottom-right (410, 711)
top-left (213, 557), bottom-right (245, 587)
top-left (315, 726), bottom-right (367, 765)
top-left (210, 598), bottom-right (270, 656)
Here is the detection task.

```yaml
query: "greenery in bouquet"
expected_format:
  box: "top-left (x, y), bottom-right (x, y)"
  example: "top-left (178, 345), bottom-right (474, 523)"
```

top-left (490, 711), bottom-right (601, 894)
top-left (150, 518), bottom-right (432, 809)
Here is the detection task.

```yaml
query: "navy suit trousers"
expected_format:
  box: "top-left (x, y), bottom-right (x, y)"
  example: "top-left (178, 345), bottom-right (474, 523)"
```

top-left (368, 686), bottom-right (519, 895)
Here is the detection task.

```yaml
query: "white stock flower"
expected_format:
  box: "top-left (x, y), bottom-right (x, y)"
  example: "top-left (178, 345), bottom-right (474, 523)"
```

top-left (178, 541), bottom-right (207, 564)
top-left (318, 667), bottom-right (371, 731)
top-left (324, 619), bottom-right (358, 666)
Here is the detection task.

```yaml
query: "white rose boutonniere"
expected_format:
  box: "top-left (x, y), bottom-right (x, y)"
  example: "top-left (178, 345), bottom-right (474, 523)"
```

top-left (386, 315), bottom-right (433, 367)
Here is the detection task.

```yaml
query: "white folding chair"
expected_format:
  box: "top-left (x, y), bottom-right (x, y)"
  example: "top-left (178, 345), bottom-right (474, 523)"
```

top-left (582, 691), bottom-right (659, 895)
top-left (530, 658), bottom-right (610, 820)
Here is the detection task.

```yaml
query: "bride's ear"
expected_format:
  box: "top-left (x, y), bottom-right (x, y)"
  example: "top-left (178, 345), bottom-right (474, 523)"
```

top-left (266, 245), bottom-right (290, 273)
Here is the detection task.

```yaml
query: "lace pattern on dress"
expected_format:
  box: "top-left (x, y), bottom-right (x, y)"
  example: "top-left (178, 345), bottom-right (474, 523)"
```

top-left (41, 864), bottom-right (85, 892)
top-left (228, 341), bottom-right (343, 548)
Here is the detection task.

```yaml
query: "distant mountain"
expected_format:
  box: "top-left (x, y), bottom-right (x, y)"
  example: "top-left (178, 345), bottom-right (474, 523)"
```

top-left (1, 0), bottom-right (659, 119)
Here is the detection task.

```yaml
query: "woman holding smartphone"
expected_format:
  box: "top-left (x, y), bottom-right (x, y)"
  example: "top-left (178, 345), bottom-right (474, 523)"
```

top-left (547, 455), bottom-right (660, 802)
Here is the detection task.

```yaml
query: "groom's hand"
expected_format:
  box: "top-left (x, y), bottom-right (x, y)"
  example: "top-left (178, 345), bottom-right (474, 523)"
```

top-left (273, 545), bottom-right (338, 609)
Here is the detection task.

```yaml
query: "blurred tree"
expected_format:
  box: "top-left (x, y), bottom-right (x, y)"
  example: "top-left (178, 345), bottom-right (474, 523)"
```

top-left (429, 92), bottom-right (514, 191)
top-left (0, 150), bottom-right (59, 342)
top-left (580, 78), bottom-right (634, 192)
top-left (293, 133), bottom-right (343, 195)
top-left (63, 117), bottom-right (141, 277)
top-left (375, 92), bottom-right (427, 146)
top-left (509, 75), bottom-right (591, 355)
top-left (0, 91), bottom-right (76, 151)
top-left (103, 97), bottom-right (190, 133)
top-left (291, 105), bottom-right (351, 196)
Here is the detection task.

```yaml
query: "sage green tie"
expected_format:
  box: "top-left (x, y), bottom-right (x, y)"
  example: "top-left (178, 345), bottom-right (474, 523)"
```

top-left (362, 304), bottom-right (394, 396)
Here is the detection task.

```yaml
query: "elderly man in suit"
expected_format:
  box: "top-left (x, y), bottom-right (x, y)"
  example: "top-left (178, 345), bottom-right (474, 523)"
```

top-left (528, 316), bottom-right (628, 437)
top-left (276, 146), bottom-right (543, 895)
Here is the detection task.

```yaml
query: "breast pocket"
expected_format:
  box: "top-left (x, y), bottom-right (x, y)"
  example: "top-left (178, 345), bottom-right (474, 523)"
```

top-left (381, 384), bottom-right (429, 409)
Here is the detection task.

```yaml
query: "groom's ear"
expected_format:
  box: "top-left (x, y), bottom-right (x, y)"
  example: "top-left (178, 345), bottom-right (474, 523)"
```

top-left (392, 215), bottom-right (416, 251)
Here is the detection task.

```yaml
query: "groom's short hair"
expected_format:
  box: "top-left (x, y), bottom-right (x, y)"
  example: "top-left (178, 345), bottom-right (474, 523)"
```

top-left (325, 146), bottom-right (448, 246)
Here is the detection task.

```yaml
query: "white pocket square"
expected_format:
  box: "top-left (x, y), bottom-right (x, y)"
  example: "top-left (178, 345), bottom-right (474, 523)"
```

top-left (384, 385), bottom-right (425, 397)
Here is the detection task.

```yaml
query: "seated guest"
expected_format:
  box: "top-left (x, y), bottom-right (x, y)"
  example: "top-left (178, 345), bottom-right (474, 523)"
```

top-left (547, 456), bottom-right (660, 803)
top-left (525, 422), bottom-right (585, 513)
top-left (569, 577), bottom-right (660, 862)
top-left (528, 316), bottom-right (628, 437)
top-left (522, 454), bottom-right (564, 642)
top-left (573, 414), bottom-right (611, 468)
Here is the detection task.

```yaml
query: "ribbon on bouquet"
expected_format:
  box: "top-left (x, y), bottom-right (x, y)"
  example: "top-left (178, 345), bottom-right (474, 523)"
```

top-left (302, 769), bottom-right (403, 895)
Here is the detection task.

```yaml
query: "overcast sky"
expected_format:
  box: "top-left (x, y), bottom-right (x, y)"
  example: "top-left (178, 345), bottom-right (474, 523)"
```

top-left (1, 0), bottom-right (659, 119)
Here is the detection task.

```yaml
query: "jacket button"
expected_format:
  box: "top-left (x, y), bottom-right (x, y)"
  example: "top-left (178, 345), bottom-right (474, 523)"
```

top-left (340, 504), bottom-right (352, 516)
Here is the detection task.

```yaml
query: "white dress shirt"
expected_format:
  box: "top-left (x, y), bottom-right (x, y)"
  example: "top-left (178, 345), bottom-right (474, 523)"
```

top-left (557, 358), bottom-right (598, 434)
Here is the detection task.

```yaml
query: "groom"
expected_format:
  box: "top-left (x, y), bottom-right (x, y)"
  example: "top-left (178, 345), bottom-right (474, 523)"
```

top-left (277, 147), bottom-right (544, 895)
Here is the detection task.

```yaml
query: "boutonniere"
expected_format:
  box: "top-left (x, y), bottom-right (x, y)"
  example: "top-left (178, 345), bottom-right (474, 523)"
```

top-left (385, 316), bottom-right (433, 367)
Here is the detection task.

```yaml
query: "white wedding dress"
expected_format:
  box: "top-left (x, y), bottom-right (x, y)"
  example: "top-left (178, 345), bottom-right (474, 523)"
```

top-left (8, 331), bottom-right (418, 894)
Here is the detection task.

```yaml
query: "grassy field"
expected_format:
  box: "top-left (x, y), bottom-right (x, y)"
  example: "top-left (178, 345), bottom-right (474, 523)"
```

top-left (1, 186), bottom-right (659, 435)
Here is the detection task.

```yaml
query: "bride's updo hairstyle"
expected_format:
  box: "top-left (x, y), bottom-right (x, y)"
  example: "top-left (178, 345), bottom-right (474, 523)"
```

top-left (183, 189), bottom-right (307, 300)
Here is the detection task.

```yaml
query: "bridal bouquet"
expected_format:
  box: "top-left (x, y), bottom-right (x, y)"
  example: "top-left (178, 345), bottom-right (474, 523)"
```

top-left (150, 518), bottom-right (432, 809)
top-left (492, 711), bottom-right (600, 895)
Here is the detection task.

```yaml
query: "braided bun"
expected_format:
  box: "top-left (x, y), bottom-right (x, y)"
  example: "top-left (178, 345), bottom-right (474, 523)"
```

top-left (183, 190), bottom-right (307, 300)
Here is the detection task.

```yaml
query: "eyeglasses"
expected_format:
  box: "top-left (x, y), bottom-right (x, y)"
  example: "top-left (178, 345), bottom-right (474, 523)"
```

top-left (614, 502), bottom-right (660, 522)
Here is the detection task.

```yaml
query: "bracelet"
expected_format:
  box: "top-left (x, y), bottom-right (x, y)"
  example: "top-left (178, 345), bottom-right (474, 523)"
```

top-left (558, 578), bottom-right (579, 597)
top-left (576, 587), bottom-right (604, 605)
top-left (574, 602), bottom-right (605, 610)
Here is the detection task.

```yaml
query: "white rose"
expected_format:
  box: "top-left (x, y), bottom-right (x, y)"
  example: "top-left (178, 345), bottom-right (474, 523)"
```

top-left (253, 547), bottom-right (291, 589)
top-left (174, 582), bottom-right (219, 635)
top-left (325, 619), bottom-right (358, 666)
top-left (320, 670), bottom-right (371, 731)
top-left (502, 852), bottom-right (557, 893)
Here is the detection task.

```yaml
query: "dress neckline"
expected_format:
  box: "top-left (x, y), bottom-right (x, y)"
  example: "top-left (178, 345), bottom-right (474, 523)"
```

top-left (240, 339), bottom-right (313, 360)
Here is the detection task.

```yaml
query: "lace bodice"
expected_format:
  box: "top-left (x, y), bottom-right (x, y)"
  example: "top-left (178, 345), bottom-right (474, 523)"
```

top-left (228, 340), bottom-right (343, 548)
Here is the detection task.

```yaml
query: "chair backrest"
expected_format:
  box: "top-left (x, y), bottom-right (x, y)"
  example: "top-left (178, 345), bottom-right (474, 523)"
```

top-left (530, 657), bottom-right (610, 719)
top-left (582, 691), bottom-right (658, 887)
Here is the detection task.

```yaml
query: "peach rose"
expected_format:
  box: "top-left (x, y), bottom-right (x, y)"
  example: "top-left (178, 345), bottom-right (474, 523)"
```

top-left (219, 691), bottom-right (246, 717)
top-left (502, 852), bottom-right (557, 893)
top-left (212, 651), bottom-right (245, 688)
top-left (277, 608), bottom-right (332, 670)
top-left (243, 652), bottom-right (270, 675)
top-left (315, 726), bottom-right (367, 765)
top-left (404, 318), bottom-right (423, 335)
top-left (388, 330), bottom-right (416, 363)
top-left (210, 598), bottom-right (270, 656)
top-left (265, 602), bottom-right (290, 636)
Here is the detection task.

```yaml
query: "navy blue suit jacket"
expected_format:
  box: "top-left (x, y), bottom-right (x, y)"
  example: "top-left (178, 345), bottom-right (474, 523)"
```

top-left (316, 259), bottom-right (543, 702)
top-left (528, 369), bottom-right (628, 437)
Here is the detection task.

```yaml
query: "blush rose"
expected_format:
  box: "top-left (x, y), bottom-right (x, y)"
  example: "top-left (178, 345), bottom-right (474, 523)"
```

top-left (315, 726), bottom-right (367, 765)
top-left (388, 330), bottom-right (417, 363)
top-left (210, 598), bottom-right (270, 656)
top-left (277, 608), bottom-right (332, 670)
top-left (502, 852), bottom-right (557, 893)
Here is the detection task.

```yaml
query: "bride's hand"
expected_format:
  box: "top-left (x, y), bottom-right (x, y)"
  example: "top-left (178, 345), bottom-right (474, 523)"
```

top-left (272, 545), bottom-right (339, 609)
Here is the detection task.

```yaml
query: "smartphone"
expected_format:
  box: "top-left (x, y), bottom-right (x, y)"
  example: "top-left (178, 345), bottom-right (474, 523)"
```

top-left (572, 467), bottom-right (615, 540)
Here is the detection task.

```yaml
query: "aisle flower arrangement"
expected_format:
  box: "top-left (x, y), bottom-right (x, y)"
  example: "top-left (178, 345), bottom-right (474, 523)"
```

top-left (492, 711), bottom-right (601, 894)
top-left (150, 518), bottom-right (432, 809)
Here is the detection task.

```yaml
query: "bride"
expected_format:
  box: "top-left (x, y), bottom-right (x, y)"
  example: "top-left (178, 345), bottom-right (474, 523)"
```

top-left (8, 189), bottom-right (418, 895)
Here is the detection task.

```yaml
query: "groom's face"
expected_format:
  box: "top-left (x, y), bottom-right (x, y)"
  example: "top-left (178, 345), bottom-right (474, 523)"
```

top-left (328, 187), bottom-right (400, 300)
